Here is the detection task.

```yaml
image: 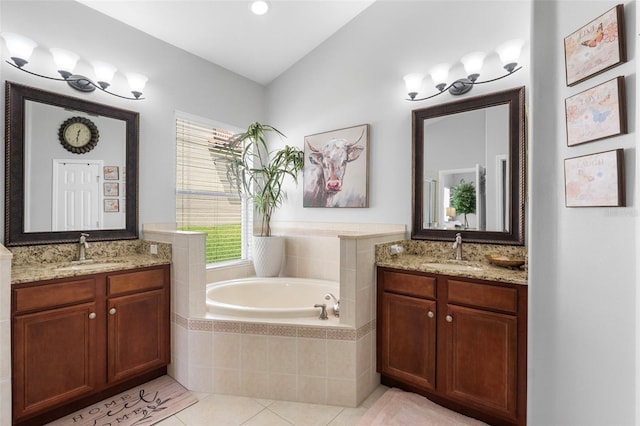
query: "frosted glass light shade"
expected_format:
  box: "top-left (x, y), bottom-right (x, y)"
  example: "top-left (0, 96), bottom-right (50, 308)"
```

top-left (126, 73), bottom-right (148, 98)
top-left (92, 61), bottom-right (117, 85)
top-left (496, 39), bottom-right (524, 67)
top-left (429, 63), bottom-right (450, 88)
top-left (1, 32), bottom-right (37, 64)
top-left (461, 51), bottom-right (485, 76)
top-left (50, 48), bottom-right (79, 72)
top-left (403, 73), bottom-right (425, 94)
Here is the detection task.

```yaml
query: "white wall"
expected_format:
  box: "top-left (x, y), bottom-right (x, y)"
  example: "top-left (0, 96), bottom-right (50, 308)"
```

top-left (529, 1), bottom-right (638, 424)
top-left (265, 0), bottom-right (531, 228)
top-left (0, 0), bottom-right (266, 242)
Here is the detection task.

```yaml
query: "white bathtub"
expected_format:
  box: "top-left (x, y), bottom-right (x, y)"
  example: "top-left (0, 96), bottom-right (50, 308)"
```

top-left (206, 277), bottom-right (339, 319)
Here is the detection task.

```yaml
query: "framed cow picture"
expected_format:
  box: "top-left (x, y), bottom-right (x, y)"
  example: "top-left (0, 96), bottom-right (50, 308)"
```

top-left (303, 123), bottom-right (370, 208)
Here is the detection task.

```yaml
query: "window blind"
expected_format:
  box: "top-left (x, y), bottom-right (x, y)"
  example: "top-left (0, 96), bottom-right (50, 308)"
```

top-left (176, 116), bottom-right (252, 264)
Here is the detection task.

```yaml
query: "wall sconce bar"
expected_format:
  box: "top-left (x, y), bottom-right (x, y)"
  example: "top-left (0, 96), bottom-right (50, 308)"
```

top-left (1, 32), bottom-right (147, 100)
top-left (404, 39), bottom-right (524, 102)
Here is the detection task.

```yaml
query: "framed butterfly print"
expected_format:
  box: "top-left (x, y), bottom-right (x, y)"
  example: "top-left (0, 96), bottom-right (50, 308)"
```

top-left (564, 149), bottom-right (625, 207)
top-left (564, 4), bottom-right (626, 86)
top-left (565, 76), bottom-right (627, 146)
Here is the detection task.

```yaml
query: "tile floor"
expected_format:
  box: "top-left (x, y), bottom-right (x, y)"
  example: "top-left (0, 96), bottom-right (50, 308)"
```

top-left (156, 385), bottom-right (389, 426)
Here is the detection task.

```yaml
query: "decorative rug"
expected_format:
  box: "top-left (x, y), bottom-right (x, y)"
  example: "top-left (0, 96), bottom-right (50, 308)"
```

top-left (357, 388), bottom-right (488, 425)
top-left (47, 375), bottom-right (198, 426)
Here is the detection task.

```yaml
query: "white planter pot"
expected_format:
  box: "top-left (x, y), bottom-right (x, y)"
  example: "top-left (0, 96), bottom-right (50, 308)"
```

top-left (252, 235), bottom-right (284, 277)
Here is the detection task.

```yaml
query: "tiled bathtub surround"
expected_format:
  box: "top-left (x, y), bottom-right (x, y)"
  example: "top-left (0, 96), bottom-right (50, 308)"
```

top-left (174, 315), bottom-right (376, 406)
top-left (144, 222), bottom-right (405, 407)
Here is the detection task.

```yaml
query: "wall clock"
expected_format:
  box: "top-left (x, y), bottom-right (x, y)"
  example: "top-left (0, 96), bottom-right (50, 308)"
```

top-left (58, 116), bottom-right (99, 154)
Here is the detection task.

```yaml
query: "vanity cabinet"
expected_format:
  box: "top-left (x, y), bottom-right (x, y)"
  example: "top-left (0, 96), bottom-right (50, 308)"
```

top-left (11, 264), bottom-right (170, 425)
top-left (377, 267), bottom-right (527, 426)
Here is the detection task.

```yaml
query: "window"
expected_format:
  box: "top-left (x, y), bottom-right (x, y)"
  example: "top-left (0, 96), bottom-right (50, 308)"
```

top-left (176, 114), bottom-right (252, 265)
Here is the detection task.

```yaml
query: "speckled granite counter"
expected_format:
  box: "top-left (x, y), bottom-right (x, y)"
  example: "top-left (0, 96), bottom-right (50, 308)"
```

top-left (10, 240), bottom-right (171, 284)
top-left (376, 240), bottom-right (528, 286)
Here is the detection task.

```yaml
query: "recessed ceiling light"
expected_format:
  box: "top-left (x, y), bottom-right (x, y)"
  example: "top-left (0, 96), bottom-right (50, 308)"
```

top-left (250, 0), bottom-right (270, 15)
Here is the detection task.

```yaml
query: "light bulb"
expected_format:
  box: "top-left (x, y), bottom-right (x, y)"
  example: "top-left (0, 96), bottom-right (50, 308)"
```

top-left (250, 0), bottom-right (270, 15)
top-left (496, 39), bottom-right (524, 72)
top-left (403, 73), bottom-right (425, 99)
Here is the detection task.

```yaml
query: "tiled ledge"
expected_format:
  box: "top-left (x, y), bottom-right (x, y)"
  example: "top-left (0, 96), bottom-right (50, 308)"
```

top-left (174, 313), bottom-right (375, 341)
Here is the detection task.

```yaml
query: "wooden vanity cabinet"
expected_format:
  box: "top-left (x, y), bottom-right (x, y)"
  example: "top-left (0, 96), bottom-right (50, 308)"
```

top-left (377, 267), bottom-right (527, 426)
top-left (11, 264), bottom-right (170, 425)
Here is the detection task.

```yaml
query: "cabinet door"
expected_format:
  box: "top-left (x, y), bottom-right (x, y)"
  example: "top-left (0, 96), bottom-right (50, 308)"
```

top-left (380, 292), bottom-right (436, 390)
top-left (107, 289), bottom-right (169, 383)
top-left (13, 302), bottom-right (98, 419)
top-left (443, 304), bottom-right (517, 420)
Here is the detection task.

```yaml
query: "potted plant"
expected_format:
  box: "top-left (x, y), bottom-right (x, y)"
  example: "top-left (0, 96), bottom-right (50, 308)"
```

top-left (450, 179), bottom-right (476, 229)
top-left (223, 122), bottom-right (304, 276)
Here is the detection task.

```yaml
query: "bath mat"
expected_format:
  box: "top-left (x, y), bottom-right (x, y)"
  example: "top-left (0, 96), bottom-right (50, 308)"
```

top-left (357, 387), bottom-right (488, 426)
top-left (46, 375), bottom-right (197, 426)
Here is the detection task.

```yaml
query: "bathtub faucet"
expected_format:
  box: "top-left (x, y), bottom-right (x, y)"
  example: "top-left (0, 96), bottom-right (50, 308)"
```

top-left (324, 293), bottom-right (340, 317)
top-left (314, 303), bottom-right (329, 320)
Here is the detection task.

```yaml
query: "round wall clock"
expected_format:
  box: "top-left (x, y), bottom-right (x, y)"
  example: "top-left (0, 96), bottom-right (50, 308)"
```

top-left (58, 116), bottom-right (99, 154)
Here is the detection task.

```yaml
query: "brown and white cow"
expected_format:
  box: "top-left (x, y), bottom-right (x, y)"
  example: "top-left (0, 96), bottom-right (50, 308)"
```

top-left (303, 129), bottom-right (365, 207)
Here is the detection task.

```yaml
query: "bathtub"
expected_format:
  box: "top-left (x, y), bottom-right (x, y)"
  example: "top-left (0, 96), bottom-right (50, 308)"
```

top-left (206, 277), bottom-right (339, 319)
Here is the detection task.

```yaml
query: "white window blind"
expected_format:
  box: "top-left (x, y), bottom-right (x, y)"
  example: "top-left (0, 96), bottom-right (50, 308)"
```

top-left (176, 116), bottom-right (252, 264)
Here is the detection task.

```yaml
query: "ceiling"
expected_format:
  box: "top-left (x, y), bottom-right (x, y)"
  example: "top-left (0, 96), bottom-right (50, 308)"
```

top-left (76, 0), bottom-right (376, 86)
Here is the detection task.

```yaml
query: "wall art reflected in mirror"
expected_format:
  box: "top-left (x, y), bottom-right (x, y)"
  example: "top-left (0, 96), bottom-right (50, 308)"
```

top-left (412, 87), bottom-right (526, 245)
top-left (5, 81), bottom-right (139, 246)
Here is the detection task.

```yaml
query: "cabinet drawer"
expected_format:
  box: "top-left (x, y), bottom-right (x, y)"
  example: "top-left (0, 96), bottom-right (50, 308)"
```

top-left (448, 279), bottom-right (517, 313)
top-left (14, 278), bottom-right (96, 314)
top-left (108, 267), bottom-right (166, 296)
top-left (382, 270), bottom-right (436, 299)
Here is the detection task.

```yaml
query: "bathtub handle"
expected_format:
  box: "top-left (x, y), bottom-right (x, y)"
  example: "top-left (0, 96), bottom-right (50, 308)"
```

top-left (314, 304), bottom-right (329, 320)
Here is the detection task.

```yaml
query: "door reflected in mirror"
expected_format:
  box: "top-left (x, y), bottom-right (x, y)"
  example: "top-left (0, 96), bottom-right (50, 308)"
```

top-left (412, 87), bottom-right (525, 245)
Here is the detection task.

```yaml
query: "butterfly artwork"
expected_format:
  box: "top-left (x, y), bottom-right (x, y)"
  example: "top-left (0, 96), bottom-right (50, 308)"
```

top-left (581, 23), bottom-right (604, 48)
top-left (591, 109), bottom-right (611, 123)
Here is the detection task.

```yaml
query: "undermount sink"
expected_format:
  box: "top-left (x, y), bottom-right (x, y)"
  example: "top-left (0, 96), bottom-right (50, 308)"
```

top-left (55, 261), bottom-right (124, 271)
top-left (421, 262), bottom-right (484, 272)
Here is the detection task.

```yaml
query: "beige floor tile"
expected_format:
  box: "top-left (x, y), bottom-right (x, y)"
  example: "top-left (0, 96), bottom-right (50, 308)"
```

top-left (327, 407), bottom-right (368, 426)
top-left (155, 415), bottom-right (187, 425)
top-left (242, 408), bottom-right (294, 425)
top-left (359, 385), bottom-right (388, 408)
top-left (267, 401), bottom-right (344, 426)
top-left (176, 393), bottom-right (266, 425)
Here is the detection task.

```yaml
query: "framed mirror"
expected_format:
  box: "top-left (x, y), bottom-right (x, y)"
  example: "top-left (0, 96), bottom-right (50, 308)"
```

top-left (5, 81), bottom-right (139, 246)
top-left (412, 86), bottom-right (525, 245)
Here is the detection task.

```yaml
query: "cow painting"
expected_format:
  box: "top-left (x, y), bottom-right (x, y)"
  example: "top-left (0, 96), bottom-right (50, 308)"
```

top-left (303, 124), bottom-right (369, 208)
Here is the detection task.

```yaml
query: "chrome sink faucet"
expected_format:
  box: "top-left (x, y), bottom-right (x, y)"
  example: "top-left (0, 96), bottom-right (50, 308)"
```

top-left (325, 293), bottom-right (340, 317)
top-left (78, 233), bottom-right (90, 261)
top-left (453, 233), bottom-right (463, 261)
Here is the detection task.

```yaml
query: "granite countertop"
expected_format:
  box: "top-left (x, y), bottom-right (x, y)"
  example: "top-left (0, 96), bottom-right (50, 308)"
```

top-left (11, 254), bottom-right (170, 285)
top-left (377, 254), bottom-right (527, 285)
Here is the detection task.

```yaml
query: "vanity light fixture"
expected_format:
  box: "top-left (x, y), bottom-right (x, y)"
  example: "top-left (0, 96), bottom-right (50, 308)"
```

top-left (249, 0), bottom-right (270, 15)
top-left (1, 32), bottom-right (148, 100)
top-left (404, 39), bottom-right (524, 102)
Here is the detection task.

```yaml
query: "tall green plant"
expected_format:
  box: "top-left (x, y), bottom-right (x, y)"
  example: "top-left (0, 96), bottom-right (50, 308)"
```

top-left (223, 122), bottom-right (304, 237)
top-left (451, 179), bottom-right (476, 229)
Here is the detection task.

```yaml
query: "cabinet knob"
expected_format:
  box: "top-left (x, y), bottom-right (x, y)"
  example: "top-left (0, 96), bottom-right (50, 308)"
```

top-left (109, 308), bottom-right (117, 315)
top-left (427, 311), bottom-right (435, 318)
top-left (88, 312), bottom-right (96, 320)
top-left (446, 315), bottom-right (453, 322)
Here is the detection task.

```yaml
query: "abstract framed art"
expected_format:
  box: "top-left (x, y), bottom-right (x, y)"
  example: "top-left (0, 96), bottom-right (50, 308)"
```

top-left (565, 76), bottom-right (627, 146)
top-left (303, 123), bottom-right (369, 208)
top-left (564, 4), bottom-right (626, 86)
top-left (564, 149), bottom-right (625, 207)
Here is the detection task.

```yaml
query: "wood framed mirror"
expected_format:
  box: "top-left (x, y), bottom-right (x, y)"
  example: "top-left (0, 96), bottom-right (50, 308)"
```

top-left (5, 81), bottom-right (139, 246)
top-left (412, 86), bottom-right (525, 245)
